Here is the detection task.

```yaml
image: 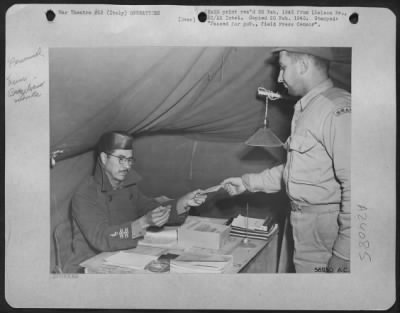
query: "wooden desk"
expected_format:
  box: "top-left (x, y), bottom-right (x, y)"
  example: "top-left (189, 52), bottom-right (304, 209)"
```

top-left (80, 216), bottom-right (278, 274)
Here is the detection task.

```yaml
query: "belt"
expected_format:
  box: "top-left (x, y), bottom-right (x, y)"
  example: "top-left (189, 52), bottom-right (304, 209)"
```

top-left (291, 202), bottom-right (340, 213)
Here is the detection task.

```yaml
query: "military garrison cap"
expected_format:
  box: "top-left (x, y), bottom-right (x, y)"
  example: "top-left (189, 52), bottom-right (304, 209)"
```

top-left (271, 47), bottom-right (350, 63)
top-left (97, 131), bottom-right (133, 153)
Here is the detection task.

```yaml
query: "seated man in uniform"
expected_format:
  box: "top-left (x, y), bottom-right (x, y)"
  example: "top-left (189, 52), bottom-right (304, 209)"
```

top-left (64, 131), bottom-right (207, 273)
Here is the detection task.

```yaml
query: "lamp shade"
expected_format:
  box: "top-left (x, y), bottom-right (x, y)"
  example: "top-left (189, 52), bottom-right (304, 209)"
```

top-left (245, 127), bottom-right (283, 147)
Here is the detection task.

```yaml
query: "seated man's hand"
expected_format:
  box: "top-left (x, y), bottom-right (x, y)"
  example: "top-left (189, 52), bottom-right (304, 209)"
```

top-left (177, 189), bottom-right (207, 212)
top-left (221, 177), bottom-right (246, 196)
top-left (145, 205), bottom-right (171, 227)
top-left (327, 254), bottom-right (350, 273)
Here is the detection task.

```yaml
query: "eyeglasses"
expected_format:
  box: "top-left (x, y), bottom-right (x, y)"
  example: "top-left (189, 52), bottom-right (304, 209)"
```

top-left (106, 153), bottom-right (135, 166)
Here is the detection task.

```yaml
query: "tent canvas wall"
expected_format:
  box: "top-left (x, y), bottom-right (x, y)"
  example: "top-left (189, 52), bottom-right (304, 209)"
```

top-left (50, 46), bottom-right (351, 272)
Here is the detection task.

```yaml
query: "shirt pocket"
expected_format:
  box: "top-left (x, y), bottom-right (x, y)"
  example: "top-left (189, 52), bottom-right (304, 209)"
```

top-left (287, 132), bottom-right (320, 184)
top-left (289, 133), bottom-right (315, 153)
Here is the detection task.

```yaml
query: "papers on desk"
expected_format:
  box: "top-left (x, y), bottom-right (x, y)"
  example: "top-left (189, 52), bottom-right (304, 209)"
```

top-left (138, 217), bottom-right (229, 250)
top-left (170, 252), bottom-right (233, 273)
top-left (104, 251), bottom-right (158, 270)
top-left (139, 228), bottom-right (178, 248)
top-left (229, 214), bottom-right (278, 241)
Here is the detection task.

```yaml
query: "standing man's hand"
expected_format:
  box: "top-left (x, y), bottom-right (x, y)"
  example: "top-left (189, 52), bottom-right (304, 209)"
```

top-left (327, 255), bottom-right (350, 273)
top-left (221, 177), bottom-right (246, 196)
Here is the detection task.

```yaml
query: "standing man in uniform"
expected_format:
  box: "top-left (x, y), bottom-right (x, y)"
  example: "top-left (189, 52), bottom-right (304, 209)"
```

top-left (222, 48), bottom-right (351, 273)
top-left (64, 131), bottom-right (207, 273)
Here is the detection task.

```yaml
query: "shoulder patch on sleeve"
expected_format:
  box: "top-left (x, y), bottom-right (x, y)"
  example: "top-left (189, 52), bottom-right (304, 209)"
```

top-left (334, 106), bottom-right (351, 116)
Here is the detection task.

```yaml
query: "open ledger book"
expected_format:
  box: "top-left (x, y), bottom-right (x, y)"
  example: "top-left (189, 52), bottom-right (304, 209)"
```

top-left (100, 245), bottom-right (165, 271)
top-left (103, 251), bottom-right (158, 270)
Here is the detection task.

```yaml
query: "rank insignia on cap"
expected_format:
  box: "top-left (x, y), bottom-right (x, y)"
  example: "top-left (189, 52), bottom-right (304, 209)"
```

top-left (335, 106), bottom-right (351, 115)
top-left (110, 231), bottom-right (118, 237)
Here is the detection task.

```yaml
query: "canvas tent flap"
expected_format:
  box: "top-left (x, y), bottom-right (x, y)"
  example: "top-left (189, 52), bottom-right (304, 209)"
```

top-left (50, 46), bottom-right (350, 162)
top-left (50, 47), bottom-right (281, 161)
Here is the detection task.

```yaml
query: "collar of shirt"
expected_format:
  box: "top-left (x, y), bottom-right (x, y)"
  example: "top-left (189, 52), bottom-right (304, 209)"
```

top-left (297, 79), bottom-right (334, 112)
top-left (93, 161), bottom-right (142, 193)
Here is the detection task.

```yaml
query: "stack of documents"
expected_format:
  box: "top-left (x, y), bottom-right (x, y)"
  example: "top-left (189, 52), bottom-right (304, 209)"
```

top-left (170, 252), bottom-right (233, 273)
top-left (229, 214), bottom-right (277, 240)
top-left (104, 251), bottom-right (158, 270)
top-left (139, 228), bottom-right (178, 248)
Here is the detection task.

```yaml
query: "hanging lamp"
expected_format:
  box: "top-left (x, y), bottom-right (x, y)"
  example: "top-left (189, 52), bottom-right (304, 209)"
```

top-left (245, 87), bottom-right (284, 147)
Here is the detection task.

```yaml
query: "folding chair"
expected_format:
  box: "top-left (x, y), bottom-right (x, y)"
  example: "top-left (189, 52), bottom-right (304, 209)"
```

top-left (53, 221), bottom-right (73, 273)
